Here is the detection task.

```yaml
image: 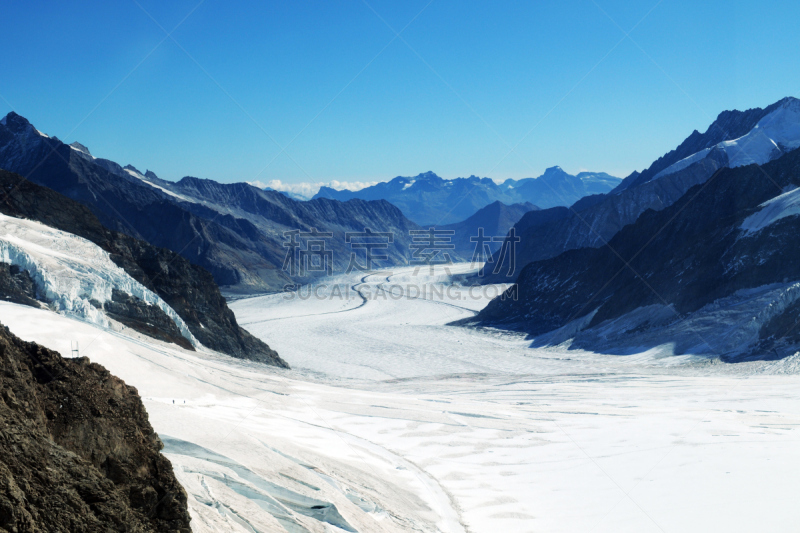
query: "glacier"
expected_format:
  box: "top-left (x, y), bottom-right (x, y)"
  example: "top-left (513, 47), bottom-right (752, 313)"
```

top-left (0, 263), bottom-right (798, 532)
top-left (0, 212), bottom-right (198, 346)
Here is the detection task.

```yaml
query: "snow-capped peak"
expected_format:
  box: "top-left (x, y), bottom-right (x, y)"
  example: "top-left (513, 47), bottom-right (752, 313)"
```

top-left (655, 97), bottom-right (800, 180)
top-left (69, 141), bottom-right (92, 157)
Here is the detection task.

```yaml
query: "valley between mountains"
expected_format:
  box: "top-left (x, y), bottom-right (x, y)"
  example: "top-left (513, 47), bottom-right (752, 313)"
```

top-left (2, 96), bottom-right (800, 532)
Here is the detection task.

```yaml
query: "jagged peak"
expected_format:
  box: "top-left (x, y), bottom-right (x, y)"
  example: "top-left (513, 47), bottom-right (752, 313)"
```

top-left (704, 96), bottom-right (798, 136)
top-left (537, 166), bottom-right (570, 179)
top-left (775, 96), bottom-right (800, 108)
top-left (0, 111), bottom-right (35, 133)
top-left (144, 170), bottom-right (159, 181)
top-left (414, 171), bottom-right (442, 181)
top-left (387, 171), bottom-right (442, 185)
top-left (123, 164), bottom-right (143, 176)
top-left (69, 141), bottom-right (91, 156)
top-left (1, 111), bottom-right (25, 126)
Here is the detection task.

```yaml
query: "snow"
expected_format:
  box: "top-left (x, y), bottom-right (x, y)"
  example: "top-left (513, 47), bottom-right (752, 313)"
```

top-left (0, 213), bottom-right (197, 345)
top-left (1, 264), bottom-right (799, 532)
top-left (402, 180), bottom-right (415, 190)
top-left (655, 98), bottom-right (800, 179)
top-left (123, 168), bottom-right (196, 203)
top-left (741, 186), bottom-right (800, 233)
top-left (69, 143), bottom-right (94, 158)
top-left (538, 280), bottom-right (800, 361)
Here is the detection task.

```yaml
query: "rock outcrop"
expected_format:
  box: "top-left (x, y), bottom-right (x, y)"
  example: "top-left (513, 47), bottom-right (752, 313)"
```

top-left (0, 323), bottom-right (192, 532)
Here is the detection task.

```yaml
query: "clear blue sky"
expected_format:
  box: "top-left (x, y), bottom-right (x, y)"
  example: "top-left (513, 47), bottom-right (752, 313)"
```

top-left (1, 0), bottom-right (799, 186)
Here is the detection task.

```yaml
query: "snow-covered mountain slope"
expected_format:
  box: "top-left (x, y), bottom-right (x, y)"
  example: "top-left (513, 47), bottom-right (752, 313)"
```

top-left (0, 212), bottom-right (197, 346)
top-left (0, 168), bottom-right (284, 364)
top-left (473, 146), bottom-right (800, 361)
top-left (741, 185), bottom-right (800, 233)
top-left (655, 97), bottom-right (800, 179)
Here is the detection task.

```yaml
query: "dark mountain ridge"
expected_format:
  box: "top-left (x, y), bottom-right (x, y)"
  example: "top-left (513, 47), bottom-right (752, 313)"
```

top-left (0, 112), bottom-right (422, 294)
top-left (439, 200), bottom-right (539, 259)
top-left (0, 169), bottom-right (286, 366)
top-left (480, 97), bottom-right (800, 283)
top-left (613, 97), bottom-right (795, 193)
top-left (470, 147), bottom-right (800, 360)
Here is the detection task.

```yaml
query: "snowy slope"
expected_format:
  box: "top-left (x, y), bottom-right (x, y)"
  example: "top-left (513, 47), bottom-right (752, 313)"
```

top-left (741, 186), bottom-right (800, 233)
top-left (0, 213), bottom-right (197, 345)
top-left (655, 98), bottom-right (800, 179)
top-left (123, 167), bottom-right (197, 203)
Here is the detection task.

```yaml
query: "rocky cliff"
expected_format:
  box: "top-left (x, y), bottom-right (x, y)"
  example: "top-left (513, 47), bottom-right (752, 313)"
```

top-left (0, 324), bottom-right (192, 532)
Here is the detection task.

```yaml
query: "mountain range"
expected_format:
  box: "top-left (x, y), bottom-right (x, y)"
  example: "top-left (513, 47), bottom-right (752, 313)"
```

top-left (0, 111), bottom-right (557, 294)
top-left (466, 96), bottom-right (800, 360)
top-left (0, 113), bottom-right (423, 294)
top-left (312, 168), bottom-right (620, 225)
top-left (0, 168), bottom-right (286, 366)
top-left (480, 96), bottom-right (800, 283)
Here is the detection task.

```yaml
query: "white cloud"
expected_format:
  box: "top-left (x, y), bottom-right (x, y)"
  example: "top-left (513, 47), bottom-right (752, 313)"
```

top-left (248, 179), bottom-right (379, 200)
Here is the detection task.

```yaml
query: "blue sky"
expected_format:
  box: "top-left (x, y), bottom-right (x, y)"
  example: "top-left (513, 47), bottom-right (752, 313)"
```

top-left (2, 0), bottom-right (799, 190)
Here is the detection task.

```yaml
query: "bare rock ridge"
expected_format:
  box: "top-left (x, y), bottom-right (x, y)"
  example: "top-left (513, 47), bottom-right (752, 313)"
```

top-left (0, 169), bottom-right (287, 367)
top-left (0, 323), bottom-right (192, 532)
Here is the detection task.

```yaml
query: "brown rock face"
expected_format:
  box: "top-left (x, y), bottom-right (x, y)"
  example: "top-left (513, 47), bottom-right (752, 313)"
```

top-left (0, 324), bottom-right (191, 532)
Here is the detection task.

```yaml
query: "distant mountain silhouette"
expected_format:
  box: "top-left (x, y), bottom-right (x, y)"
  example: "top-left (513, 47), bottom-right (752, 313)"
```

top-left (313, 168), bottom-right (619, 225)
